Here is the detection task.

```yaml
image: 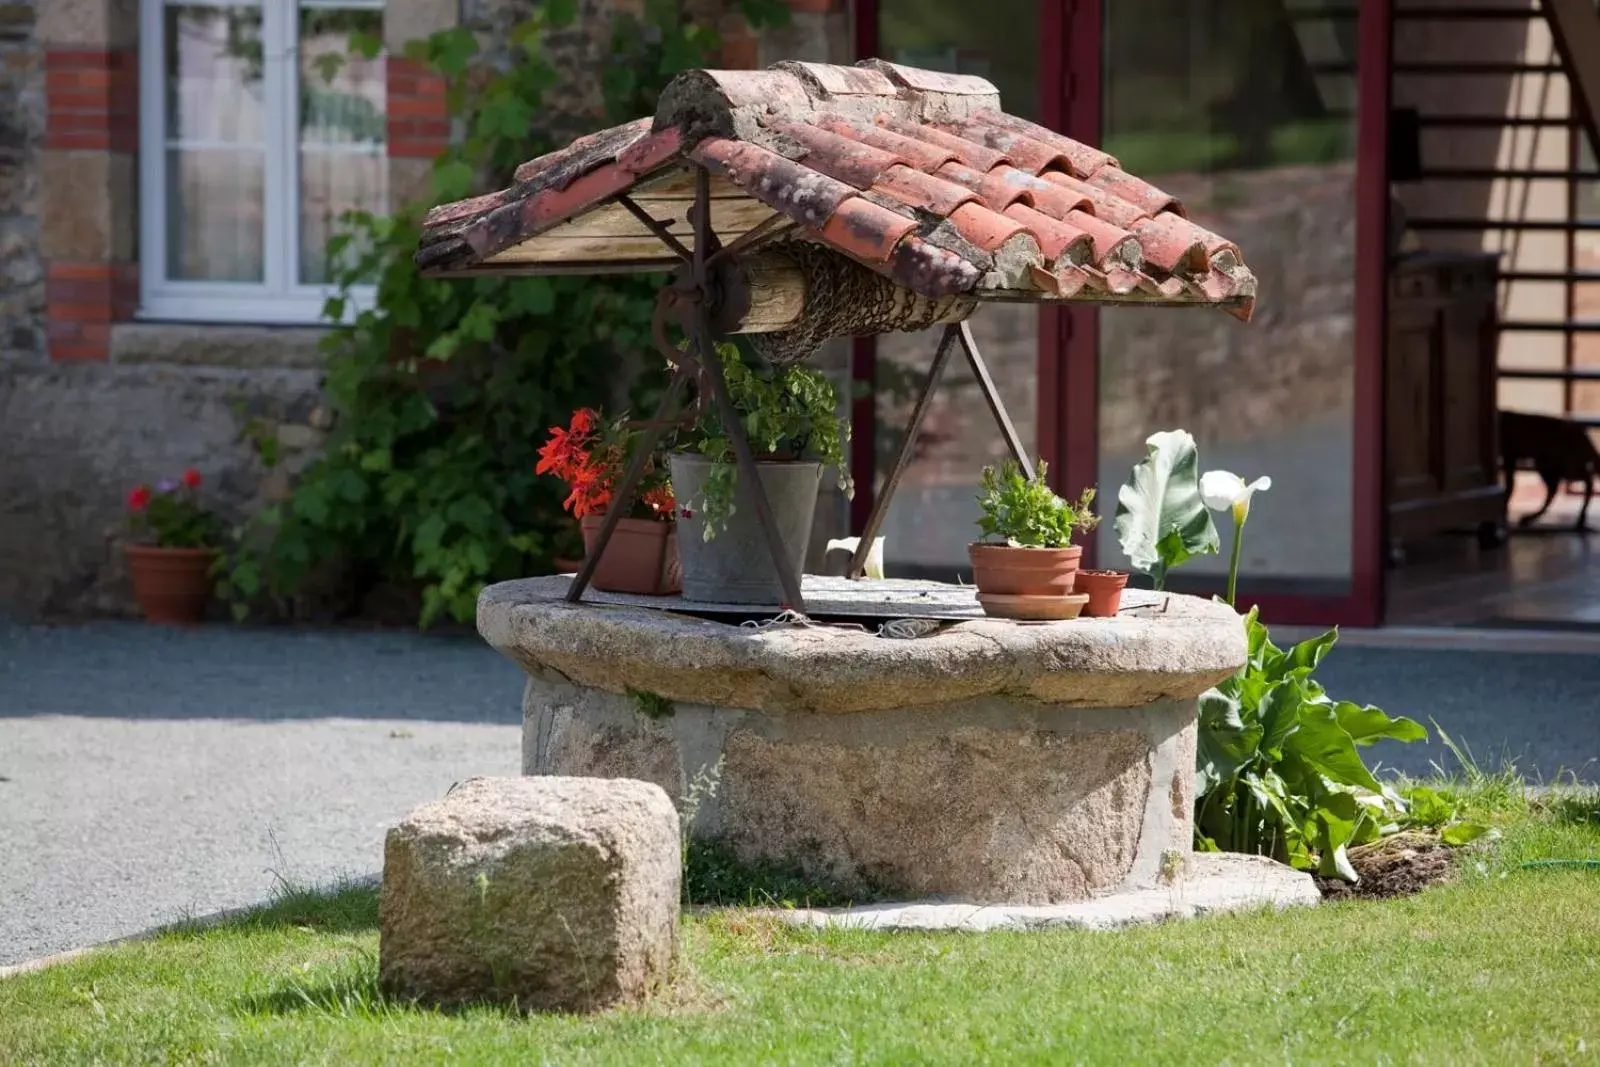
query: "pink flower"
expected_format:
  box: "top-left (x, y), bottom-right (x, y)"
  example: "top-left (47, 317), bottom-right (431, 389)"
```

top-left (127, 485), bottom-right (152, 512)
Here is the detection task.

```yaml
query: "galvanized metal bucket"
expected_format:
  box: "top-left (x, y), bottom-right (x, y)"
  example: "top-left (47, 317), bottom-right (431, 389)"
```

top-left (669, 453), bottom-right (821, 605)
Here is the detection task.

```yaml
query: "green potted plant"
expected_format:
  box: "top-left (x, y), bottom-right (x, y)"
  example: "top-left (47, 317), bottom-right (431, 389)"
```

top-left (671, 342), bottom-right (851, 604)
top-left (538, 408), bottom-right (679, 595)
top-left (970, 459), bottom-right (1100, 620)
top-left (124, 468), bottom-right (224, 625)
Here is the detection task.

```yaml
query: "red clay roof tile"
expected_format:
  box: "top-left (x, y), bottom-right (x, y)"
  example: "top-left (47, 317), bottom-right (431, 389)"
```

top-left (814, 116), bottom-right (960, 174)
top-left (768, 121), bottom-right (905, 188)
top-left (876, 115), bottom-right (1012, 173)
top-left (819, 198), bottom-right (919, 264)
top-left (417, 59), bottom-right (1255, 319)
top-left (870, 164), bottom-right (979, 217)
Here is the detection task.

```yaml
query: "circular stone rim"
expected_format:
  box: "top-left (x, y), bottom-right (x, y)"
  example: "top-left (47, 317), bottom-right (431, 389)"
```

top-left (479, 576), bottom-right (1246, 715)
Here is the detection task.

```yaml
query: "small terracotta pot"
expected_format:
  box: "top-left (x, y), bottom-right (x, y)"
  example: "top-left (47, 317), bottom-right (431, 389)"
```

top-left (579, 513), bottom-right (681, 595)
top-left (1076, 569), bottom-right (1129, 618)
top-left (968, 542), bottom-right (1083, 597)
top-left (125, 544), bottom-right (217, 625)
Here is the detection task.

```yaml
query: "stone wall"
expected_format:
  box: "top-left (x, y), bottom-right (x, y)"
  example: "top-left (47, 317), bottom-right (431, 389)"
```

top-left (0, 0), bottom-right (42, 364)
top-left (0, 0), bottom-right (852, 620)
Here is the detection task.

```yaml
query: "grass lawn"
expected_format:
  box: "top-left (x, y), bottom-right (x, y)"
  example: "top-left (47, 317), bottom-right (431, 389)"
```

top-left (4, 794), bottom-right (1599, 1066)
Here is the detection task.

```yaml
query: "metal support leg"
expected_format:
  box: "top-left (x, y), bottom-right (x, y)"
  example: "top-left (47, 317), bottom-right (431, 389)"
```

top-left (847, 323), bottom-right (961, 579)
top-left (956, 319), bottom-right (1035, 480)
top-left (565, 370), bottom-right (688, 603)
top-left (694, 322), bottom-right (808, 612)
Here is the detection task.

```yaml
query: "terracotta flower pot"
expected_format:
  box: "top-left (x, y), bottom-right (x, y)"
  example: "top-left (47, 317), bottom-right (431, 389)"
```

top-left (968, 542), bottom-right (1083, 597)
top-left (579, 513), bottom-right (681, 595)
top-left (1076, 569), bottom-right (1129, 618)
top-left (125, 544), bottom-right (217, 625)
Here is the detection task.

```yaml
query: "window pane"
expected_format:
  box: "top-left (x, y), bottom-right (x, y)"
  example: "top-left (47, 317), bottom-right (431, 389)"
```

top-left (1096, 0), bottom-right (1359, 598)
top-left (164, 4), bottom-right (266, 282)
top-left (299, 6), bottom-right (387, 285)
top-left (874, 1), bottom-right (1040, 577)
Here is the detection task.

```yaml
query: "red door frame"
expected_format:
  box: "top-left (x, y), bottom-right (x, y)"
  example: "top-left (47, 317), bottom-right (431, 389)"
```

top-left (850, 0), bottom-right (1388, 628)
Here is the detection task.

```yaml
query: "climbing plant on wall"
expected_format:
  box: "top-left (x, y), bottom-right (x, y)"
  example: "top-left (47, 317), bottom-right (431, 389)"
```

top-left (220, 0), bottom-right (788, 627)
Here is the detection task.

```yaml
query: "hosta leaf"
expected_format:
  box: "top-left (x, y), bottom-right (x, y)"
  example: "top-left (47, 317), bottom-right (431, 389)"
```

top-left (1334, 700), bottom-right (1428, 746)
top-left (1113, 429), bottom-right (1219, 585)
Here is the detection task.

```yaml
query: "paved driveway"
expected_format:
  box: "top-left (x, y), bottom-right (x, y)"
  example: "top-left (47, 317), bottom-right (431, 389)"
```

top-left (1, 619), bottom-right (1596, 966)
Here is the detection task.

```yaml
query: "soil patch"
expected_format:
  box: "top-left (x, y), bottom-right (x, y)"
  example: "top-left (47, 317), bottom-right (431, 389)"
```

top-left (1315, 831), bottom-right (1457, 901)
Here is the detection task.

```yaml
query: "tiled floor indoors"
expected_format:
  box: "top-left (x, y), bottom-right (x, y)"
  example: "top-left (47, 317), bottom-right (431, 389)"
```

top-left (1386, 473), bottom-right (1599, 631)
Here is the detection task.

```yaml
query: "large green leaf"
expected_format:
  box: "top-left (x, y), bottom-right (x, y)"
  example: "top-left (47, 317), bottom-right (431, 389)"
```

top-left (1285, 702), bottom-right (1383, 793)
top-left (1333, 701), bottom-right (1428, 746)
top-left (1313, 790), bottom-right (1362, 880)
top-left (1113, 430), bottom-right (1220, 587)
top-left (1257, 679), bottom-right (1304, 760)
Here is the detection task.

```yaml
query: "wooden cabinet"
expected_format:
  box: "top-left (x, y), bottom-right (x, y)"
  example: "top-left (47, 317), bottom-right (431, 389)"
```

top-left (1385, 252), bottom-right (1504, 558)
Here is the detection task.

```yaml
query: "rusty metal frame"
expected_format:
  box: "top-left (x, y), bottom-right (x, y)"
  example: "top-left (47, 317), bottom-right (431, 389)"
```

top-left (846, 320), bottom-right (1036, 579)
top-left (566, 165), bottom-right (810, 612)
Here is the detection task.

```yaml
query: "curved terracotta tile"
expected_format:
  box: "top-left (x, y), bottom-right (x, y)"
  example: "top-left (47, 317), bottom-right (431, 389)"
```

top-left (513, 117), bottom-right (650, 184)
top-left (820, 196), bottom-right (920, 265)
top-left (857, 59), bottom-right (999, 98)
top-left (888, 235), bottom-right (984, 297)
top-left (876, 115), bottom-right (1012, 172)
top-left (1131, 213), bottom-right (1208, 274)
top-left (982, 165), bottom-right (1096, 219)
top-left (691, 137), bottom-right (856, 229)
top-left (933, 119), bottom-right (1073, 175)
top-left (813, 115), bottom-right (959, 174)
top-left (776, 60), bottom-right (898, 97)
top-left (1088, 166), bottom-right (1183, 219)
top-left (1038, 172), bottom-right (1148, 229)
top-left (970, 109), bottom-right (1116, 178)
top-left (947, 202), bottom-right (1034, 255)
top-left (522, 162), bottom-right (637, 230)
top-left (424, 189), bottom-right (509, 230)
top-left (1064, 209), bottom-right (1141, 270)
top-left (871, 164), bottom-right (979, 217)
top-left (617, 125), bottom-right (685, 175)
top-left (769, 121), bottom-right (905, 188)
top-left (1003, 203), bottom-right (1094, 265)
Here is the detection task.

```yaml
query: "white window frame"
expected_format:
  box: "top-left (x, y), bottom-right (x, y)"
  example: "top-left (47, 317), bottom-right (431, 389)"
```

top-left (138, 0), bottom-right (384, 325)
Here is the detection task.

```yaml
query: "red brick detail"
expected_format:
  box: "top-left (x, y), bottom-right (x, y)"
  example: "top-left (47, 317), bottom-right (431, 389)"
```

top-left (45, 50), bottom-right (138, 154)
top-left (46, 262), bottom-right (138, 362)
top-left (387, 57), bottom-right (450, 159)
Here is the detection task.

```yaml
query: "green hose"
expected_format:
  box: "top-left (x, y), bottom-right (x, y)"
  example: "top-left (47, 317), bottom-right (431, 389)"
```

top-left (1519, 860), bottom-right (1600, 870)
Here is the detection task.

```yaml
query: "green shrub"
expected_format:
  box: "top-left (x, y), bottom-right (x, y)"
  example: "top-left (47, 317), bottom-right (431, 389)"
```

top-left (219, 0), bottom-right (787, 627)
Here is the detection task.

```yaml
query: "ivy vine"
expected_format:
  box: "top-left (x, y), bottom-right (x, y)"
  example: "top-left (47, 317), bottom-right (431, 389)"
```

top-left (220, 0), bottom-right (789, 627)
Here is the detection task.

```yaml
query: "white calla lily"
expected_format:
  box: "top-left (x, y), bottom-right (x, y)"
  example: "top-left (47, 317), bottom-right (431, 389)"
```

top-left (826, 536), bottom-right (885, 580)
top-left (1200, 470), bottom-right (1272, 525)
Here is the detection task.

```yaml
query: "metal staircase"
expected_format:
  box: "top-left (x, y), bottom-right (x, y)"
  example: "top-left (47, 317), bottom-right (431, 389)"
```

top-left (1394, 0), bottom-right (1600, 429)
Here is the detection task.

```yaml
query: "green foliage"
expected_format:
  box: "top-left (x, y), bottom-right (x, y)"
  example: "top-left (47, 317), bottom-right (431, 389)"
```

top-left (627, 687), bottom-right (675, 720)
top-left (221, 3), bottom-right (784, 628)
top-left (974, 459), bottom-right (1099, 548)
top-left (1195, 607), bottom-right (1429, 881)
top-left (683, 837), bottom-right (885, 908)
top-left (1113, 429), bottom-right (1219, 589)
top-left (679, 341), bottom-right (852, 539)
top-left (126, 476), bottom-right (223, 550)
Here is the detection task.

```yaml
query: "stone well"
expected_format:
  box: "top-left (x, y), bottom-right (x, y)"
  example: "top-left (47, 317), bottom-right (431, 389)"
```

top-left (479, 577), bottom-right (1246, 906)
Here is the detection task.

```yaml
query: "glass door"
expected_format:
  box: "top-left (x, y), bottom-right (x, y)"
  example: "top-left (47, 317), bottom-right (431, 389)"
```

top-left (1088, 0), bottom-right (1383, 624)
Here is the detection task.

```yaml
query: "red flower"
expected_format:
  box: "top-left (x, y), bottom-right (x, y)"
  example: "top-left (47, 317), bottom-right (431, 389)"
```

top-left (182, 467), bottom-right (202, 489)
top-left (127, 485), bottom-right (152, 512)
top-left (570, 408), bottom-right (596, 434)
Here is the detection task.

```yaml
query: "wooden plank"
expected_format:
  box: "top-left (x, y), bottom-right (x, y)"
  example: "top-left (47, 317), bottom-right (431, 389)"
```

top-left (486, 200), bottom-right (781, 263)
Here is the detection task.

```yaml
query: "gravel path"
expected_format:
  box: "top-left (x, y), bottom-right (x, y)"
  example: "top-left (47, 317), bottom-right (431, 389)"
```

top-left (0, 622), bottom-right (524, 967)
top-left (2, 619), bottom-right (1596, 966)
